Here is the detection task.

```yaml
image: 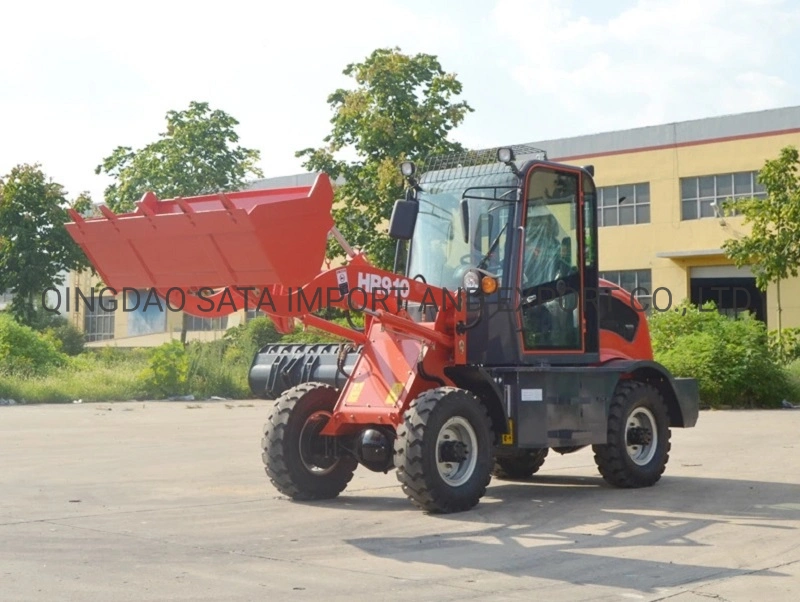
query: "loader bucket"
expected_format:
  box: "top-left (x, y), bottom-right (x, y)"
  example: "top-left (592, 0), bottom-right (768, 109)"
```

top-left (65, 174), bottom-right (335, 291)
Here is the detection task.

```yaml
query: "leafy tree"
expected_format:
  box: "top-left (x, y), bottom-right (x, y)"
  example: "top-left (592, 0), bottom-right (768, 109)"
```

top-left (0, 164), bottom-right (91, 326)
top-left (96, 101), bottom-right (264, 212)
top-left (296, 47), bottom-right (473, 270)
top-left (722, 145), bottom-right (800, 342)
top-left (96, 101), bottom-right (264, 342)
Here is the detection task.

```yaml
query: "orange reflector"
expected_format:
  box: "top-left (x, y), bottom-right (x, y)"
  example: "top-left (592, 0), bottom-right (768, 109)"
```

top-left (481, 276), bottom-right (498, 294)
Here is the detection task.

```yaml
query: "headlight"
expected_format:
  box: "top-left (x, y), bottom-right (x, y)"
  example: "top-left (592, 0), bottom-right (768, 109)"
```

top-left (463, 270), bottom-right (481, 294)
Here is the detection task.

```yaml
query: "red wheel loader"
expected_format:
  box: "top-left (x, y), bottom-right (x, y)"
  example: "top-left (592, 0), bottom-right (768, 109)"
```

top-left (65, 144), bottom-right (699, 514)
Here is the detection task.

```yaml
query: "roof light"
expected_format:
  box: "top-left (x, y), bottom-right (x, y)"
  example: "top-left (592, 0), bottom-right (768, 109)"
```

top-left (400, 161), bottom-right (416, 177)
top-left (497, 147), bottom-right (515, 163)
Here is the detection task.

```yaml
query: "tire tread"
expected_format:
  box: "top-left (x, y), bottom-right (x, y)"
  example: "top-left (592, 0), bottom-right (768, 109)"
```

top-left (592, 380), bottom-right (671, 488)
top-left (262, 383), bottom-right (356, 501)
top-left (394, 387), bottom-right (493, 513)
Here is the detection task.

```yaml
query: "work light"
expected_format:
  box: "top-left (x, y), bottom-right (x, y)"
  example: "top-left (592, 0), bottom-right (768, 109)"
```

top-left (497, 147), bottom-right (514, 163)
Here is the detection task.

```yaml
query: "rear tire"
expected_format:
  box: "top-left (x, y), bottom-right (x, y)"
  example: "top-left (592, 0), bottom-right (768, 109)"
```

top-left (593, 380), bottom-right (671, 488)
top-left (261, 383), bottom-right (357, 501)
top-left (394, 387), bottom-right (494, 514)
top-left (493, 448), bottom-right (549, 480)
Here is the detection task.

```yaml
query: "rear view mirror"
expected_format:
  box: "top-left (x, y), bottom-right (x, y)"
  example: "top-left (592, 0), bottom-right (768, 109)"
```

top-left (389, 199), bottom-right (418, 240)
top-left (460, 199), bottom-right (470, 243)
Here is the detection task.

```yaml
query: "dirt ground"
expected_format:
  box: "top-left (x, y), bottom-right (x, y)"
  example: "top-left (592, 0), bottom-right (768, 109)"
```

top-left (2, 400), bottom-right (800, 601)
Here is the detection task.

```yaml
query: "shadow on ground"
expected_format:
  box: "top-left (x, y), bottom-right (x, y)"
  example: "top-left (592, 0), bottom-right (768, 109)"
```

top-left (328, 473), bottom-right (800, 593)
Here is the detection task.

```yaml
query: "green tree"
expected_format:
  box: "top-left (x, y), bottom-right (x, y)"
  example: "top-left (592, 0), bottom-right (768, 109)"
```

top-left (722, 145), bottom-right (800, 343)
top-left (96, 101), bottom-right (264, 212)
top-left (0, 164), bottom-right (91, 326)
top-left (296, 47), bottom-right (473, 270)
top-left (96, 101), bottom-right (264, 342)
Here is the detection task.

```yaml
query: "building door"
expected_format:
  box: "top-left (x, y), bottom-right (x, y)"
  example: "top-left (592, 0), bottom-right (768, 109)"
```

top-left (689, 266), bottom-right (766, 322)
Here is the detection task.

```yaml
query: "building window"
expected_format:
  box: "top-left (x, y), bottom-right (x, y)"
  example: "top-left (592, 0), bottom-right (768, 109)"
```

top-left (598, 182), bottom-right (650, 227)
top-left (245, 309), bottom-right (262, 322)
top-left (126, 289), bottom-right (167, 337)
top-left (599, 269), bottom-right (652, 314)
top-left (680, 171), bottom-right (766, 220)
top-left (184, 315), bottom-right (229, 331)
top-left (84, 303), bottom-right (116, 342)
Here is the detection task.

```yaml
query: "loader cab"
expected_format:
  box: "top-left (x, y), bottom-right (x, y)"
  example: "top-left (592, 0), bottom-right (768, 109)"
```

top-left (392, 150), bottom-right (600, 366)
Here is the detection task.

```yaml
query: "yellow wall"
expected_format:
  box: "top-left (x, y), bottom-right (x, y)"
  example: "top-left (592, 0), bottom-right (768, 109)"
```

top-left (569, 131), bottom-right (800, 328)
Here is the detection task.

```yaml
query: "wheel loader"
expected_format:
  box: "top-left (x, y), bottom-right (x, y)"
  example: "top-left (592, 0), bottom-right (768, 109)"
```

top-left (65, 144), bottom-right (699, 513)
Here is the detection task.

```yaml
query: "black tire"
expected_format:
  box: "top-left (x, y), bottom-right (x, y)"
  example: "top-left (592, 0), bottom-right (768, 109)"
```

top-left (261, 383), bottom-right (357, 501)
top-left (493, 448), bottom-right (549, 480)
top-left (394, 387), bottom-right (494, 514)
top-left (592, 380), bottom-right (671, 488)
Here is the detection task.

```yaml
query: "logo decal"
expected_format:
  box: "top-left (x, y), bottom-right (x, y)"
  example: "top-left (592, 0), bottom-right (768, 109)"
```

top-left (336, 269), bottom-right (349, 296)
top-left (356, 272), bottom-right (410, 298)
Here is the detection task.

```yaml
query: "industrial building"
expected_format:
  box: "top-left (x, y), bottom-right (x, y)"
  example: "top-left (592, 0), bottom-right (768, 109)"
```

top-left (65, 105), bottom-right (800, 346)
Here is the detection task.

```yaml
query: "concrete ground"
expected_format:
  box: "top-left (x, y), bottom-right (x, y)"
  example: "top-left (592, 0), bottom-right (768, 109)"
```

top-left (2, 401), bottom-right (800, 602)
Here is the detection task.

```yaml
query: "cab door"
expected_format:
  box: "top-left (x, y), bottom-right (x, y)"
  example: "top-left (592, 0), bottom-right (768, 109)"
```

top-left (516, 163), bottom-right (599, 364)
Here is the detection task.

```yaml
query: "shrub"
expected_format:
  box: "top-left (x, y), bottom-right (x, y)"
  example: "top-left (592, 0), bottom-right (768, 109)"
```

top-left (785, 358), bottom-right (800, 399)
top-left (138, 340), bottom-right (190, 398)
top-left (185, 339), bottom-right (251, 399)
top-left (241, 316), bottom-right (284, 349)
top-left (649, 301), bottom-right (791, 408)
top-left (767, 327), bottom-right (800, 365)
top-left (42, 318), bottom-right (85, 356)
top-left (223, 316), bottom-right (283, 360)
top-left (0, 313), bottom-right (68, 377)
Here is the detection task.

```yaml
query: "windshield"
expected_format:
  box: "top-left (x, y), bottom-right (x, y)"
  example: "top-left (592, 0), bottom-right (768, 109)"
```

top-left (406, 172), bottom-right (518, 291)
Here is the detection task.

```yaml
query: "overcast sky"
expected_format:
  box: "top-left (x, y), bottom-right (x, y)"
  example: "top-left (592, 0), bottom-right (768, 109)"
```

top-left (2, 0), bottom-right (799, 205)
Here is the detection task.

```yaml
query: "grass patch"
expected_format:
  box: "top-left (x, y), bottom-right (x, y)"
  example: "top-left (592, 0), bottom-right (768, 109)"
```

top-left (0, 315), bottom-right (350, 404)
top-left (0, 349), bottom-right (150, 403)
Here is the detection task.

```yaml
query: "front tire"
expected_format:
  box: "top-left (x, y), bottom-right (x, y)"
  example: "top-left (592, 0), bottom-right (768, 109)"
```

top-left (394, 387), bottom-right (494, 513)
top-left (593, 380), bottom-right (671, 488)
top-left (261, 383), bottom-right (357, 501)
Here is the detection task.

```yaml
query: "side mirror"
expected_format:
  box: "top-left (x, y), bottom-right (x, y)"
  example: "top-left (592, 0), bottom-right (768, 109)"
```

top-left (388, 199), bottom-right (418, 240)
top-left (460, 199), bottom-right (470, 243)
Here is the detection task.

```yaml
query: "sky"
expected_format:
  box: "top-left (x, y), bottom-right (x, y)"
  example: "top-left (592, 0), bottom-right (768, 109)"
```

top-left (2, 0), bottom-right (800, 205)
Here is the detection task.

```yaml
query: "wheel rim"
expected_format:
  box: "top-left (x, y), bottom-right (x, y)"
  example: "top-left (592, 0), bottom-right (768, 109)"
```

top-left (436, 416), bottom-right (478, 487)
top-left (625, 407), bottom-right (657, 466)
top-left (298, 410), bottom-right (339, 475)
